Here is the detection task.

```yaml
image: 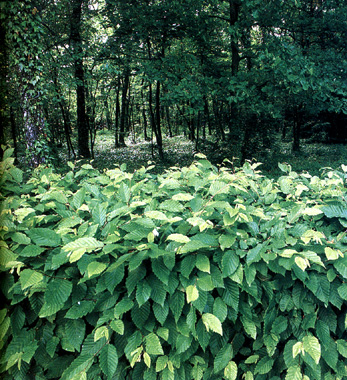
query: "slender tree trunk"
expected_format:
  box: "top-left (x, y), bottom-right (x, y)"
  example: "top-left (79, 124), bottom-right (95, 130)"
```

top-left (0, 13), bottom-right (7, 158)
top-left (119, 69), bottom-right (130, 147)
top-left (292, 106), bottom-right (303, 152)
top-left (71, 0), bottom-right (90, 158)
top-left (155, 81), bottom-right (164, 159)
top-left (10, 107), bottom-right (18, 161)
top-left (115, 77), bottom-right (120, 147)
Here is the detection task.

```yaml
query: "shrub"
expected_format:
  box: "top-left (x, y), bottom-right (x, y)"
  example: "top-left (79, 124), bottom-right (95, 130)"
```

top-left (1, 149), bottom-right (347, 379)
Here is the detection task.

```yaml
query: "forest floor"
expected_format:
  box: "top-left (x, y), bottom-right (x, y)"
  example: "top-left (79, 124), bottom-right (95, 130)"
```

top-left (31, 129), bottom-right (347, 178)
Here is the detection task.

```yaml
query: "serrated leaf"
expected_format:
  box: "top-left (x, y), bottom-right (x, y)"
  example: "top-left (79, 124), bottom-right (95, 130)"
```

top-left (166, 234), bottom-right (190, 243)
top-left (27, 228), bottom-right (61, 247)
top-left (19, 245), bottom-right (45, 257)
top-left (196, 254), bottom-right (210, 273)
top-left (219, 234), bottom-right (236, 251)
top-left (325, 247), bottom-right (342, 260)
top-left (214, 344), bottom-right (233, 373)
top-left (222, 250), bottom-right (239, 276)
top-left (337, 340), bottom-right (347, 358)
top-left (180, 240), bottom-right (209, 254)
top-left (172, 193), bottom-right (194, 201)
top-left (20, 269), bottom-right (44, 290)
top-left (169, 291), bottom-right (184, 322)
top-left (145, 210), bottom-right (167, 220)
top-left (40, 279), bottom-right (73, 317)
top-left (302, 335), bottom-right (321, 364)
top-left (337, 283), bottom-right (347, 300)
top-left (285, 365), bottom-right (302, 380)
top-left (295, 256), bottom-right (309, 271)
top-left (114, 298), bottom-right (134, 318)
top-left (119, 182), bottom-right (131, 203)
top-left (254, 357), bottom-right (274, 375)
top-left (99, 344), bottom-right (118, 378)
top-left (202, 313), bottom-right (223, 335)
top-left (87, 261), bottom-right (107, 277)
top-left (63, 237), bottom-right (104, 254)
top-left (146, 333), bottom-right (164, 355)
top-left (224, 361), bottom-right (237, 380)
top-left (241, 317), bottom-right (257, 339)
top-left (144, 351), bottom-right (151, 368)
top-left (65, 301), bottom-right (94, 319)
top-left (94, 326), bottom-right (109, 342)
top-left (213, 297), bottom-right (227, 323)
top-left (152, 258), bottom-right (170, 285)
top-left (156, 355), bottom-right (168, 372)
top-left (110, 320), bottom-right (124, 335)
top-left (92, 202), bottom-right (107, 226)
top-left (61, 355), bottom-right (93, 380)
top-left (186, 285), bottom-right (199, 303)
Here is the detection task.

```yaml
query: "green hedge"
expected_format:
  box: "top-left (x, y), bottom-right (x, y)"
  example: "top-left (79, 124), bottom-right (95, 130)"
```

top-left (1, 148), bottom-right (347, 379)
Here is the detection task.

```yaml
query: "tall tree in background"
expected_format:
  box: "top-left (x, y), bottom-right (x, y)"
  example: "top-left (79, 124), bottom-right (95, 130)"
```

top-left (70, 0), bottom-right (91, 158)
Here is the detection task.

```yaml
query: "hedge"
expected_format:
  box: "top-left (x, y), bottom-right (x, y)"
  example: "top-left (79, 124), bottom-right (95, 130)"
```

top-left (1, 147), bottom-right (347, 379)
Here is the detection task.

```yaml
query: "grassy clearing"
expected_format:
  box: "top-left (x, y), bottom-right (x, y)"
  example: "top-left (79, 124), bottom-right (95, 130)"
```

top-left (19, 129), bottom-right (347, 178)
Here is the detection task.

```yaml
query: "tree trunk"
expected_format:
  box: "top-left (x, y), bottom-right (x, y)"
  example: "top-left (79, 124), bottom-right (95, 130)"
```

top-left (115, 77), bottom-right (120, 147)
top-left (119, 69), bottom-right (130, 147)
top-left (71, 0), bottom-right (90, 158)
top-left (155, 81), bottom-right (164, 159)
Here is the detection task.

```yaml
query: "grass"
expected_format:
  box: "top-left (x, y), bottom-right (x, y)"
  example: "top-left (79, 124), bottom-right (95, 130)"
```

top-left (18, 129), bottom-right (347, 179)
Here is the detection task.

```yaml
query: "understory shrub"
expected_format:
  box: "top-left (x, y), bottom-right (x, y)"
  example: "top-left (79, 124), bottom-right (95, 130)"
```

top-left (1, 148), bottom-right (347, 379)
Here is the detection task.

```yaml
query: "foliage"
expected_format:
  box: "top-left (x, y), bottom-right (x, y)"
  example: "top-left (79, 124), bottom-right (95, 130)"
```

top-left (2, 148), bottom-right (347, 379)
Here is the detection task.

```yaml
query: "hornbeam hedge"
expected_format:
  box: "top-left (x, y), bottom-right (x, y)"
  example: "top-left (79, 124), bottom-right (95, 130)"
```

top-left (1, 148), bottom-right (347, 379)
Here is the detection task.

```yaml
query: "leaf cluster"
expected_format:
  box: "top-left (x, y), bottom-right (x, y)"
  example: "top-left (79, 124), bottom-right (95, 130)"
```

top-left (1, 149), bottom-right (347, 379)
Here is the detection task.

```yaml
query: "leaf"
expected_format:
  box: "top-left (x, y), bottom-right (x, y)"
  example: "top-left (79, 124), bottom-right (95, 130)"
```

top-left (180, 240), bottom-right (209, 254)
top-left (285, 365), bottom-right (302, 380)
top-left (325, 247), bottom-right (342, 260)
top-left (224, 361), bottom-right (237, 380)
top-left (222, 250), bottom-right (239, 276)
top-left (295, 256), bottom-right (309, 271)
top-left (337, 283), bottom-right (347, 300)
top-left (153, 301), bottom-right (169, 325)
top-left (40, 279), bottom-right (73, 317)
top-left (145, 333), bottom-right (164, 356)
top-left (254, 357), bottom-right (274, 375)
top-left (202, 313), bottom-right (223, 335)
top-left (110, 320), bottom-right (124, 335)
top-left (92, 202), bottom-right (107, 226)
top-left (186, 285), bottom-right (199, 303)
top-left (63, 237), bottom-right (104, 254)
top-left (166, 234), bottom-right (190, 243)
top-left (196, 254), bottom-right (210, 273)
top-left (20, 269), bottom-right (43, 290)
top-left (214, 344), bottom-right (233, 373)
top-left (65, 301), bottom-right (94, 319)
top-left (219, 234), bottom-right (236, 251)
top-left (27, 228), bottom-right (61, 247)
top-left (19, 245), bottom-right (45, 257)
top-left (213, 297), bottom-right (227, 323)
top-left (337, 340), bottom-right (347, 358)
top-left (87, 262), bottom-right (107, 277)
top-left (99, 344), bottom-right (118, 378)
top-left (241, 317), bottom-right (257, 340)
top-left (119, 182), bottom-right (131, 203)
top-left (94, 326), bottom-right (109, 342)
top-left (156, 355), bottom-right (168, 372)
top-left (61, 355), bottom-right (93, 380)
top-left (169, 291), bottom-right (185, 322)
top-left (144, 351), bottom-right (151, 368)
top-left (145, 210), bottom-right (167, 220)
top-left (302, 335), bottom-right (321, 364)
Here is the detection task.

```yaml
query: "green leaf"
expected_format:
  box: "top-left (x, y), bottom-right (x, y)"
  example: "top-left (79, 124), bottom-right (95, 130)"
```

top-left (254, 357), bottom-right (274, 375)
top-left (19, 245), bottom-right (45, 257)
top-left (11, 232), bottom-right (31, 245)
top-left (87, 262), bottom-right (107, 277)
top-left (202, 313), bottom-right (223, 335)
top-left (40, 279), bottom-right (73, 317)
top-left (63, 237), bottom-right (104, 254)
top-left (145, 333), bottom-right (164, 356)
top-left (325, 247), bottom-right (342, 260)
top-left (153, 301), bottom-right (169, 325)
top-left (295, 256), bottom-right (309, 271)
top-left (196, 254), bottom-right (210, 273)
top-left (224, 361), bottom-right (237, 380)
top-left (27, 228), bottom-right (61, 247)
top-left (99, 344), bottom-right (118, 378)
top-left (197, 274), bottom-right (214, 291)
top-left (72, 188), bottom-right (86, 209)
top-left (145, 210), bottom-right (167, 220)
top-left (302, 335), bottom-right (321, 364)
top-left (169, 291), bottom-right (185, 322)
top-left (214, 344), bottom-right (233, 373)
top-left (152, 258), bottom-right (170, 285)
top-left (241, 317), bottom-right (257, 339)
top-left (20, 269), bottom-right (43, 290)
top-left (61, 355), bottom-right (93, 380)
top-left (222, 250), bottom-right (239, 276)
top-left (186, 285), bottom-right (199, 303)
top-left (119, 182), bottom-right (131, 203)
top-left (167, 233), bottom-right (190, 243)
top-left (94, 326), bottom-right (109, 342)
top-left (92, 202), bottom-right (107, 226)
top-left (156, 355), bottom-right (168, 372)
top-left (213, 297), bottom-right (227, 323)
top-left (337, 340), bottom-right (347, 358)
top-left (219, 234), bottom-right (236, 251)
top-left (114, 298), bottom-right (134, 318)
top-left (285, 365), bottom-right (302, 380)
top-left (337, 283), bottom-right (347, 300)
top-left (110, 320), bottom-right (124, 335)
top-left (65, 301), bottom-right (94, 319)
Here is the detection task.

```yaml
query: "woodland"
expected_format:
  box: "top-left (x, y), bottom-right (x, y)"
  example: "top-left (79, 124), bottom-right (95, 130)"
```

top-left (0, 0), bottom-right (347, 172)
top-left (2, 1), bottom-right (347, 380)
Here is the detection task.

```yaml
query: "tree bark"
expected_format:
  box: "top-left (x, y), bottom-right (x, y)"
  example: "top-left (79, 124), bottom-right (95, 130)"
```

top-left (119, 69), bottom-right (130, 147)
top-left (71, 0), bottom-right (90, 158)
